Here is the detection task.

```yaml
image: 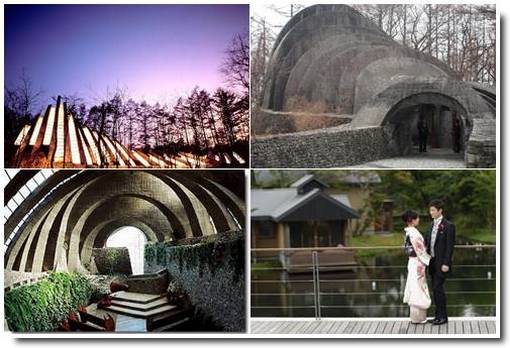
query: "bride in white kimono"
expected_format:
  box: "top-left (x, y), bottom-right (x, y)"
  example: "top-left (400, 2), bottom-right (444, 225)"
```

top-left (402, 210), bottom-right (432, 324)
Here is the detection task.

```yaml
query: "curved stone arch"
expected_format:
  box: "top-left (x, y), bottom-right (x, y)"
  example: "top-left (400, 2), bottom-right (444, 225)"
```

top-left (78, 195), bottom-right (173, 246)
top-left (353, 57), bottom-right (451, 114)
top-left (287, 37), bottom-right (456, 115)
top-left (271, 4), bottom-right (386, 60)
top-left (283, 35), bottom-right (395, 107)
top-left (289, 41), bottom-right (398, 113)
top-left (5, 172), bottom-right (109, 270)
top-left (66, 193), bottom-right (186, 271)
top-left (163, 172), bottom-right (234, 233)
top-left (5, 170), bottom-right (98, 239)
top-left (80, 218), bottom-right (160, 269)
top-left (382, 92), bottom-right (470, 126)
top-left (56, 171), bottom-right (190, 271)
top-left (147, 172), bottom-right (216, 237)
top-left (338, 46), bottom-right (442, 113)
top-left (379, 91), bottom-right (475, 157)
top-left (7, 209), bottom-right (51, 271)
top-left (267, 26), bottom-right (389, 111)
top-left (352, 79), bottom-right (494, 128)
top-left (31, 188), bottom-right (80, 273)
top-left (63, 171), bottom-right (191, 238)
top-left (78, 197), bottom-right (170, 256)
top-left (197, 177), bottom-right (246, 228)
top-left (264, 5), bottom-right (391, 110)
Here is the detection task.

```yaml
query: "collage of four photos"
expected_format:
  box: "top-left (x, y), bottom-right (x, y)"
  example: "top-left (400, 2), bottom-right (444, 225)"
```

top-left (2, 1), bottom-right (499, 339)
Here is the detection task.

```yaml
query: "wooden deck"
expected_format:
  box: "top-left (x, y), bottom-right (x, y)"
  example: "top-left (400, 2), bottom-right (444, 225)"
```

top-left (250, 318), bottom-right (497, 335)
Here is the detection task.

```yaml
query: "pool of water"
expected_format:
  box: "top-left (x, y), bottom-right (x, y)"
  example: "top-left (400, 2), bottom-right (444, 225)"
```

top-left (251, 248), bottom-right (496, 318)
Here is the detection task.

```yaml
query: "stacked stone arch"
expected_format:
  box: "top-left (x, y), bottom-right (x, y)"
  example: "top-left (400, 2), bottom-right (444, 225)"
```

top-left (4, 170), bottom-right (245, 274)
top-left (253, 4), bottom-right (496, 168)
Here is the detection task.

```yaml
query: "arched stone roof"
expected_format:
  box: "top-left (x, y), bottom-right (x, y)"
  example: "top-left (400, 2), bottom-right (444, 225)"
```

top-left (261, 4), bottom-right (495, 126)
top-left (4, 170), bottom-right (245, 273)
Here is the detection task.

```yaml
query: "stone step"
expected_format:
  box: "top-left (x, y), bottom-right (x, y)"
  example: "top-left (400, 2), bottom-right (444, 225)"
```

top-left (151, 317), bottom-right (190, 332)
top-left (110, 297), bottom-right (169, 312)
top-left (110, 291), bottom-right (166, 304)
top-left (105, 303), bottom-right (177, 319)
top-left (148, 307), bottom-right (195, 331)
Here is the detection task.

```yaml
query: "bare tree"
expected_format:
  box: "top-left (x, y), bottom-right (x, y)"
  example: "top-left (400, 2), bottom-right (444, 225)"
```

top-left (220, 32), bottom-right (249, 92)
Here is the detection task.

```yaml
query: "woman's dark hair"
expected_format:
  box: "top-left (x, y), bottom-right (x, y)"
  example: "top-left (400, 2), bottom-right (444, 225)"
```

top-left (401, 210), bottom-right (419, 224)
top-left (429, 199), bottom-right (444, 211)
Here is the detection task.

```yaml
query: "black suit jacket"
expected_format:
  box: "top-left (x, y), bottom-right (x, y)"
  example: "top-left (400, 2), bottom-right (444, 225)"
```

top-left (425, 218), bottom-right (456, 273)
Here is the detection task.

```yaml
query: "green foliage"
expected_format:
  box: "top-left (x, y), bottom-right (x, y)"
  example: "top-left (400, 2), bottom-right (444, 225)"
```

top-left (145, 231), bottom-right (245, 283)
top-left (4, 272), bottom-right (93, 332)
top-left (371, 170), bottom-right (496, 240)
top-left (94, 247), bottom-right (132, 275)
top-left (466, 229), bottom-right (497, 244)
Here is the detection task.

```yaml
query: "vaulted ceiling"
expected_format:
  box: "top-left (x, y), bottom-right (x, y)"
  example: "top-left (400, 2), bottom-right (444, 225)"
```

top-left (4, 170), bottom-right (245, 273)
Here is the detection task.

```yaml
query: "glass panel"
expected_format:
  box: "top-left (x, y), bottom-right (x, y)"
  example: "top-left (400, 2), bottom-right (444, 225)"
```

top-left (68, 115), bottom-right (82, 165)
top-left (7, 199), bottom-right (18, 212)
top-left (53, 103), bottom-right (65, 162)
top-left (12, 193), bottom-right (24, 206)
top-left (29, 115), bottom-right (44, 145)
top-left (43, 106), bottom-right (56, 145)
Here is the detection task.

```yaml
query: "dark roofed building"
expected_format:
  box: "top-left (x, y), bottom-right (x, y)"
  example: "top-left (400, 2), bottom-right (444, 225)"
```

top-left (252, 175), bottom-right (360, 271)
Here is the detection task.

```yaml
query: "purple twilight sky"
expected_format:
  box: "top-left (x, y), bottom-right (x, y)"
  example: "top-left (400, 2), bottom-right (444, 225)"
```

top-left (5, 4), bottom-right (248, 113)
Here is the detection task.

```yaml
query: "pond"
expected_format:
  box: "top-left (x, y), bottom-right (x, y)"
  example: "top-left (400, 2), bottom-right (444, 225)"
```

top-left (251, 247), bottom-right (496, 318)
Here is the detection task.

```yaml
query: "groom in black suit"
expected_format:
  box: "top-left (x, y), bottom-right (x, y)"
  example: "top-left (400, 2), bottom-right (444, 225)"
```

top-left (425, 199), bottom-right (456, 325)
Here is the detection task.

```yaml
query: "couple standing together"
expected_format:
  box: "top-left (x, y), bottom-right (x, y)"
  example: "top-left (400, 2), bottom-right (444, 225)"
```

top-left (402, 199), bottom-right (456, 325)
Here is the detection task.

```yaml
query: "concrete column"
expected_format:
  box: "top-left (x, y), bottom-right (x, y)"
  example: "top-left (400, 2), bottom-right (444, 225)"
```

top-left (440, 109), bottom-right (453, 149)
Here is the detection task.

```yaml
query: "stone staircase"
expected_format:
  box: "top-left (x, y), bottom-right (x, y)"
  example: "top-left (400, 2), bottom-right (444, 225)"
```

top-left (105, 291), bottom-right (193, 331)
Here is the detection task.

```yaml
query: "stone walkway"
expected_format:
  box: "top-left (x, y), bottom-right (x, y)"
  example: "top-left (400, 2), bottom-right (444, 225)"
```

top-left (251, 317), bottom-right (497, 335)
top-left (353, 148), bottom-right (466, 168)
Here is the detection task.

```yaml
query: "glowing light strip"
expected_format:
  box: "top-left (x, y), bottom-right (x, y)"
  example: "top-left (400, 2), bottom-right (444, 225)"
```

top-left (103, 135), bottom-right (125, 167)
top-left (179, 152), bottom-right (198, 166)
top-left (171, 155), bottom-right (189, 168)
top-left (132, 151), bottom-right (150, 167)
top-left (78, 131), bottom-right (93, 166)
top-left (42, 106), bottom-right (55, 145)
top-left (115, 141), bottom-right (136, 167)
top-left (53, 104), bottom-right (65, 162)
top-left (83, 128), bottom-right (101, 165)
top-left (14, 125), bottom-right (31, 145)
top-left (232, 152), bottom-right (246, 164)
top-left (29, 116), bottom-right (44, 145)
top-left (180, 152), bottom-right (208, 167)
top-left (149, 154), bottom-right (166, 167)
top-left (67, 115), bottom-right (81, 165)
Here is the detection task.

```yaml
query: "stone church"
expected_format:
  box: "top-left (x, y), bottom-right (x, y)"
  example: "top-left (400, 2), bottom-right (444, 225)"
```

top-left (252, 4), bottom-right (495, 168)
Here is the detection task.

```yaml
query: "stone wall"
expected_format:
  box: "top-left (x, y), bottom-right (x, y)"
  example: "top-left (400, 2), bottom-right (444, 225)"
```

top-left (92, 247), bottom-right (132, 275)
top-left (465, 119), bottom-right (496, 168)
top-left (251, 125), bottom-right (405, 168)
top-left (144, 231), bottom-right (245, 332)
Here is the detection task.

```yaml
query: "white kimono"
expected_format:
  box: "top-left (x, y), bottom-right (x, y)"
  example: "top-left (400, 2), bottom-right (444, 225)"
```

top-left (403, 226), bottom-right (432, 313)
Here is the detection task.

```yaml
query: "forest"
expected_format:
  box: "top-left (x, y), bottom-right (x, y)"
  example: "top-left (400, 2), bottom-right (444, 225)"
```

top-left (5, 33), bottom-right (249, 167)
top-left (251, 4), bottom-right (496, 115)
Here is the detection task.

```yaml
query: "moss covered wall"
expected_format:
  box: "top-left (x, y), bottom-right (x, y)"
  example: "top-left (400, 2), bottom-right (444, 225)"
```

top-left (4, 272), bottom-right (93, 332)
top-left (92, 247), bottom-right (132, 275)
top-left (144, 230), bottom-right (245, 332)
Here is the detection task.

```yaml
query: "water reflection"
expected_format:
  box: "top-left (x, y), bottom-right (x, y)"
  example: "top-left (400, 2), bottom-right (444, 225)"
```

top-left (251, 248), bottom-right (496, 317)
